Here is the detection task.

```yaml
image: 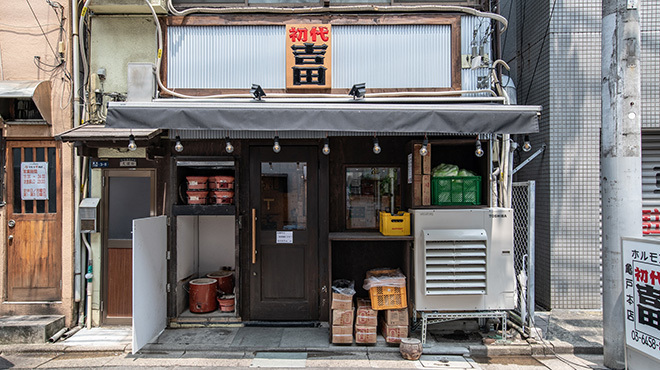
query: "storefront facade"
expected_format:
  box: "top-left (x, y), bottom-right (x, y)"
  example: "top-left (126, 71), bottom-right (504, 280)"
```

top-left (58, 0), bottom-right (540, 350)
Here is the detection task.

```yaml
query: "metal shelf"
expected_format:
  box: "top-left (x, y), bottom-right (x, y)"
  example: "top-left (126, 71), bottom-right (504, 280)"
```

top-left (172, 204), bottom-right (236, 216)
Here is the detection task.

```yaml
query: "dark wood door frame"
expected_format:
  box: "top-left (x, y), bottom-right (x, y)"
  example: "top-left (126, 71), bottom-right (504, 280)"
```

top-left (247, 145), bottom-right (320, 321)
top-left (101, 169), bottom-right (156, 325)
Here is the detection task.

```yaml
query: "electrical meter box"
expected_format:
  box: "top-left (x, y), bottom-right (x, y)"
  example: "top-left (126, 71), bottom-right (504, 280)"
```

top-left (79, 198), bottom-right (101, 233)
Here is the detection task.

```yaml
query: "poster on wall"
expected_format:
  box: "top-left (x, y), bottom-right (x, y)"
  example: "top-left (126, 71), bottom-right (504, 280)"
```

top-left (21, 162), bottom-right (49, 200)
top-left (286, 24), bottom-right (332, 90)
top-left (623, 237), bottom-right (660, 361)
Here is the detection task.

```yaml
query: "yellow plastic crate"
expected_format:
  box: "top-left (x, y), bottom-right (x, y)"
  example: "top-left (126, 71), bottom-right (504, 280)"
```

top-left (369, 285), bottom-right (407, 310)
top-left (379, 211), bottom-right (411, 236)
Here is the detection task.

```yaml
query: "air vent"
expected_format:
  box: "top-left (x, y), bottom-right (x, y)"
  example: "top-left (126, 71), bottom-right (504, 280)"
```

top-left (423, 229), bottom-right (487, 295)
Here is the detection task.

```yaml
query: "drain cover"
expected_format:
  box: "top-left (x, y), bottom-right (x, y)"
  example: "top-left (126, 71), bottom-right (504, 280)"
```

top-left (251, 352), bottom-right (307, 368)
top-left (419, 355), bottom-right (481, 369)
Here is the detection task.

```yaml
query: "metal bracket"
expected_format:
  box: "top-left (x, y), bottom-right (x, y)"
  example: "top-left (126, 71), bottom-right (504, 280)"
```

top-left (419, 310), bottom-right (508, 345)
top-left (513, 144), bottom-right (546, 175)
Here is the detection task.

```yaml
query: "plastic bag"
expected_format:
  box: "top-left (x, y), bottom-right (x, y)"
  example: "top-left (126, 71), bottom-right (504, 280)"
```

top-left (458, 168), bottom-right (477, 176)
top-left (362, 268), bottom-right (406, 290)
top-left (432, 163), bottom-right (459, 177)
top-left (332, 279), bottom-right (356, 296)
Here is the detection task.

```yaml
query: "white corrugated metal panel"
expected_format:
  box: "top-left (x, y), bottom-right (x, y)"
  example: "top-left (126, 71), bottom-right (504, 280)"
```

top-left (168, 24), bottom-right (458, 89)
top-left (423, 229), bottom-right (488, 296)
top-left (332, 25), bottom-right (451, 88)
top-left (168, 26), bottom-right (285, 89)
top-left (642, 131), bottom-right (660, 207)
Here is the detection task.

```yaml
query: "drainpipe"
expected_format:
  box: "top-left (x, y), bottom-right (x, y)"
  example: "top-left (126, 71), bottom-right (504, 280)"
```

top-left (71, 0), bottom-right (82, 307)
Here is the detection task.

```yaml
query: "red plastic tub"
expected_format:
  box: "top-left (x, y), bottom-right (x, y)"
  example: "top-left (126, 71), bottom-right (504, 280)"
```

top-left (209, 191), bottom-right (233, 205)
top-left (186, 191), bottom-right (208, 205)
top-left (208, 176), bottom-right (234, 190)
top-left (186, 176), bottom-right (208, 190)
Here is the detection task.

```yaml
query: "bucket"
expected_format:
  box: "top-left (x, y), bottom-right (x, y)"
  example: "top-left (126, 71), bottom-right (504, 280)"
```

top-left (189, 278), bottom-right (218, 313)
top-left (207, 270), bottom-right (234, 294)
top-left (217, 294), bottom-right (235, 312)
top-left (186, 191), bottom-right (208, 205)
top-left (208, 176), bottom-right (235, 190)
top-left (186, 176), bottom-right (208, 190)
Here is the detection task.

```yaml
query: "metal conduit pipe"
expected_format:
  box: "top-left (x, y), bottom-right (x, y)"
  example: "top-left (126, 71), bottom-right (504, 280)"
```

top-left (165, 1), bottom-right (508, 32)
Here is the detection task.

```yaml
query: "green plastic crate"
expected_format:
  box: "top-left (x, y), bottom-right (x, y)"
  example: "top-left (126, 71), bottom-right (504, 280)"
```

top-left (431, 176), bottom-right (482, 205)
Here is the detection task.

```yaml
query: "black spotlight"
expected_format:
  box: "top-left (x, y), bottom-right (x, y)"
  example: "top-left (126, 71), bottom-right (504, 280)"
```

top-left (250, 84), bottom-right (266, 100)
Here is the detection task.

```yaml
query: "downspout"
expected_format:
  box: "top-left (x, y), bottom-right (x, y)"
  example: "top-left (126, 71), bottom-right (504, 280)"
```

top-left (71, 0), bottom-right (83, 320)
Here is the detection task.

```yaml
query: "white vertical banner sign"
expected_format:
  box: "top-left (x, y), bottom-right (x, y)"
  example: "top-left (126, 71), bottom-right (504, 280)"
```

top-left (622, 237), bottom-right (660, 364)
top-left (21, 162), bottom-right (48, 200)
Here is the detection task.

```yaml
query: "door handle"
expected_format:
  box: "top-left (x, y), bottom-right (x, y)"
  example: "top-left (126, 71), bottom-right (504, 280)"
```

top-left (8, 235), bottom-right (13, 242)
top-left (252, 208), bottom-right (257, 264)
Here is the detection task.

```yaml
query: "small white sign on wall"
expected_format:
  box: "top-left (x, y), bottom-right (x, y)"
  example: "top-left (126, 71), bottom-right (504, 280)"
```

top-left (276, 231), bottom-right (293, 244)
top-left (21, 162), bottom-right (48, 200)
top-left (623, 237), bottom-right (660, 362)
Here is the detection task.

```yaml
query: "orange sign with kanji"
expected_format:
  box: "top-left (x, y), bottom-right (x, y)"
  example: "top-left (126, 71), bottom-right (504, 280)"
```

top-left (286, 24), bottom-right (332, 90)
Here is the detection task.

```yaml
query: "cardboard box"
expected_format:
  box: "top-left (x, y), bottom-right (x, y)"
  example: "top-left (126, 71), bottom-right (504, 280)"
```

top-left (355, 325), bottom-right (377, 344)
top-left (332, 308), bottom-right (354, 326)
top-left (422, 175), bottom-right (431, 206)
top-left (413, 174), bottom-right (423, 206)
top-left (331, 292), bottom-right (353, 310)
top-left (381, 308), bottom-right (408, 326)
top-left (380, 320), bottom-right (409, 344)
top-left (412, 143), bottom-right (432, 175)
top-left (356, 299), bottom-right (378, 327)
top-left (332, 325), bottom-right (353, 344)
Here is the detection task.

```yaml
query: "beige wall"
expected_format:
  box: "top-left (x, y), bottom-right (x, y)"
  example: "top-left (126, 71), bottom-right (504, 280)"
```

top-left (0, 1), bottom-right (74, 325)
top-left (87, 16), bottom-right (156, 325)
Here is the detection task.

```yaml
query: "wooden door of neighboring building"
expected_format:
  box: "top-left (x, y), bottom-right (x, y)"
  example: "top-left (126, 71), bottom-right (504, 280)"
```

top-left (102, 169), bottom-right (155, 324)
top-left (249, 146), bottom-right (319, 320)
top-left (6, 141), bottom-right (61, 301)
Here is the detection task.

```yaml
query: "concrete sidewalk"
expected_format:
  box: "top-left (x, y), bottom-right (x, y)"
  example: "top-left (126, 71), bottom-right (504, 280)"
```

top-left (0, 310), bottom-right (603, 358)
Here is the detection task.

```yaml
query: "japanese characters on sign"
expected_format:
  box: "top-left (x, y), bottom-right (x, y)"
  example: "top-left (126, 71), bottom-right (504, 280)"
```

top-left (623, 238), bottom-right (660, 361)
top-left (286, 24), bottom-right (332, 90)
top-left (20, 162), bottom-right (49, 200)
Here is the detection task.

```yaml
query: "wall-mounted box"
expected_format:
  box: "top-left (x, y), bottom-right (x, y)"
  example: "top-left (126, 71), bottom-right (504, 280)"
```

top-left (79, 198), bottom-right (101, 233)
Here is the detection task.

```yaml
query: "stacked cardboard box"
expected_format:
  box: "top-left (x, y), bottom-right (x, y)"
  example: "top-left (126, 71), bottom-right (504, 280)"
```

top-left (379, 308), bottom-right (409, 344)
top-left (409, 143), bottom-right (432, 206)
top-left (355, 298), bottom-right (378, 344)
top-left (331, 292), bottom-right (354, 344)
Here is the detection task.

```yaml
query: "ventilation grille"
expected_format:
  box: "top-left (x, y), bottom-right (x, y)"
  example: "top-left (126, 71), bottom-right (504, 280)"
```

top-left (423, 229), bottom-right (487, 295)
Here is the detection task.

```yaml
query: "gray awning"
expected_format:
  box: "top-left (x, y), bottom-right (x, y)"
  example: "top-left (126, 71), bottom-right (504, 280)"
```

top-left (106, 99), bottom-right (540, 136)
top-left (0, 80), bottom-right (52, 124)
top-left (55, 124), bottom-right (162, 142)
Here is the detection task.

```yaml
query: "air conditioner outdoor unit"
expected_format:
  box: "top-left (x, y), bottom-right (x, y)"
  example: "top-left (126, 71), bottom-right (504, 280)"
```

top-left (88, 0), bottom-right (167, 14)
top-left (412, 208), bottom-right (515, 312)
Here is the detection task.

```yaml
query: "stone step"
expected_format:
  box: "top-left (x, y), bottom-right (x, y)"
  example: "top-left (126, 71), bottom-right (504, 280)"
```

top-left (0, 315), bottom-right (65, 344)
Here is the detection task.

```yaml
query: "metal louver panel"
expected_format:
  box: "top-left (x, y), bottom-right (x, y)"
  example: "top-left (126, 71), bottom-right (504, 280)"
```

top-left (423, 229), bottom-right (487, 295)
top-left (642, 131), bottom-right (660, 207)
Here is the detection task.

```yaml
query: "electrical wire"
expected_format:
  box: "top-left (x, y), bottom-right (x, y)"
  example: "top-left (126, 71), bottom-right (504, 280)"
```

top-left (531, 314), bottom-right (595, 369)
top-left (25, 0), bottom-right (59, 60)
top-left (523, 0), bottom-right (558, 105)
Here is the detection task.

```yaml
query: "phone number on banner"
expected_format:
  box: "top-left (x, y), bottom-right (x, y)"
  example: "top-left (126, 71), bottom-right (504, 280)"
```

top-left (630, 330), bottom-right (660, 351)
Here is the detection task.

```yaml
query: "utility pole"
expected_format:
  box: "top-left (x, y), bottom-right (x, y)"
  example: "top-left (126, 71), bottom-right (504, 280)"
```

top-left (601, 0), bottom-right (641, 368)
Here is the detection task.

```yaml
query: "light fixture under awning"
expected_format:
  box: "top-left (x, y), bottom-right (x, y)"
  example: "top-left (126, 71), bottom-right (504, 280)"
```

top-left (55, 124), bottom-right (162, 142)
top-left (105, 99), bottom-right (541, 137)
top-left (0, 80), bottom-right (52, 125)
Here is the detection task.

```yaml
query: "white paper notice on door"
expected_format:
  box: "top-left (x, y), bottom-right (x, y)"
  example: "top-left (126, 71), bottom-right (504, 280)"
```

top-left (276, 231), bottom-right (293, 244)
top-left (21, 162), bottom-right (48, 200)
